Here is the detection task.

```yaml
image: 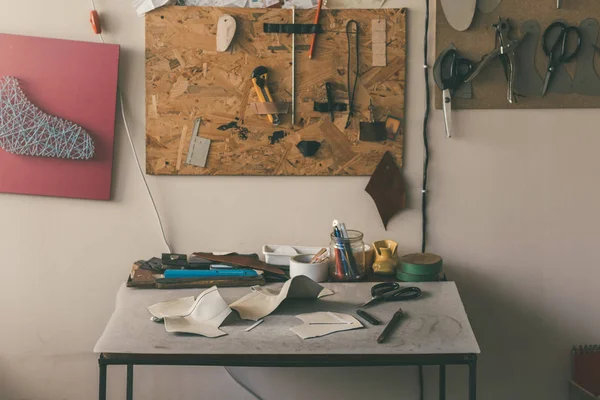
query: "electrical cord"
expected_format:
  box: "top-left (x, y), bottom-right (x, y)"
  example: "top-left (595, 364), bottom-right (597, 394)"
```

top-left (420, 0), bottom-right (431, 398)
top-left (90, 0), bottom-right (172, 253)
top-left (421, 0), bottom-right (431, 255)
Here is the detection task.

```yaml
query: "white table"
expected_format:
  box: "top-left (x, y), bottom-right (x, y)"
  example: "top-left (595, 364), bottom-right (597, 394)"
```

top-left (95, 282), bottom-right (480, 400)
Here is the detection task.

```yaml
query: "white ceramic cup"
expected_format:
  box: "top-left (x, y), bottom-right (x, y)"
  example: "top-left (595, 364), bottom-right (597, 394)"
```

top-left (289, 254), bottom-right (329, 283)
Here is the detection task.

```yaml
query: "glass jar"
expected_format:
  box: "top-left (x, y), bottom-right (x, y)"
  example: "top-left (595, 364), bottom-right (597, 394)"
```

top-left (329, 230), bottom-right (366, 281)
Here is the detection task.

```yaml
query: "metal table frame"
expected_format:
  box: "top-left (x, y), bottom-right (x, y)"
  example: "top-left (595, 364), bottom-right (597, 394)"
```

top-left (98, 352), bottom-right (477, 400)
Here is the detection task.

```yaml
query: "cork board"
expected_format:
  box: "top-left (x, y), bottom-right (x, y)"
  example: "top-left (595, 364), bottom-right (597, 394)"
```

top-left (436, 0), bottom-right (600, 109)
top-left (146, 6), bottom-right (406, 176)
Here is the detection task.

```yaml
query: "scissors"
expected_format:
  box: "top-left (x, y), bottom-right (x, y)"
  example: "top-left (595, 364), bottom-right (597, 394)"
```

top-left (440, 49), bottom-right (474, 139)
top-left (359, 282), bottom-right (422, 308)
top-left (541, 21), bottom-right (582, 96)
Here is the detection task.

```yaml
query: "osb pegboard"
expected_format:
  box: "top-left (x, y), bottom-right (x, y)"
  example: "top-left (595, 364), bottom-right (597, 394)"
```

top-left (146, 6), bottom-right (406, 176)
top-left (436, 0), bottom-right (600, 109)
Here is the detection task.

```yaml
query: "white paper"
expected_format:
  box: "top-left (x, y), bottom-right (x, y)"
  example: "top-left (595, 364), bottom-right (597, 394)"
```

top-left (183, 0), bottom-right (248, 7)
top-left (290, 312), bottom-right (363, 339)
top-left (229, 275), bottom-right (334, 321)
top-left (148, 286), bottom-right (232, 338)
top-left (133, 0), bottom-right (174, 16)
top-left (282, 0), bottom-right (316, 9)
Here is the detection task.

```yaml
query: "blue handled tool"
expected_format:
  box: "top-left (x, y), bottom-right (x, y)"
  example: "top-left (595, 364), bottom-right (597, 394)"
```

top-left (163, 269), bottom-right (258, 279)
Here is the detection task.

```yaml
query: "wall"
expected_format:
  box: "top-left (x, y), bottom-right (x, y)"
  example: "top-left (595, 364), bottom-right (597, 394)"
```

top-left (0, 0), bottom-right (598, 399)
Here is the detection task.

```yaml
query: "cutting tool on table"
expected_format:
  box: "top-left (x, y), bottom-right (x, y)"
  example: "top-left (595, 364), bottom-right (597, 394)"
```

top-left (439, 49), bottom-right (474, 138)
top-left (359, 282), bottom-right (422, 308)
top-left (465, 17), bottom-right (527, 104)
top-left (541, 21), bottom-right (582, 96)
top-left (251, 66), bottom-right (280, 126)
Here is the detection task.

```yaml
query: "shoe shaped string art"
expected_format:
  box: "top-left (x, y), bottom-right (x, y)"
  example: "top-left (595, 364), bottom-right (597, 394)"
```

top-left (0, 76), bottom-right (95, 160)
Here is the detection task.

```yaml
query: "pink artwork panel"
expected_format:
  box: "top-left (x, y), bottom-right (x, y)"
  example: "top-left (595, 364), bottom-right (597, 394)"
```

top-left (0, 33), bottom-right (119, 200)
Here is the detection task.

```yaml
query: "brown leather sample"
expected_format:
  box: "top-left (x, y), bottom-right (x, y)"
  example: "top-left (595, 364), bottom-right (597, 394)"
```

top-left (365, 152), bottom-right (405, 229)
top-left (191, 252), bottom-right (287, 277)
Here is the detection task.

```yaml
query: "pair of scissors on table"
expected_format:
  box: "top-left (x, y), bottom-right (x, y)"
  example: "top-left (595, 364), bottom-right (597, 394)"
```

top-left (541, 21), bottom-right (582, 96)
top-left (359, 282), bottom-right (422, 308)
top-left (440, 49), bottom-right (475, 139)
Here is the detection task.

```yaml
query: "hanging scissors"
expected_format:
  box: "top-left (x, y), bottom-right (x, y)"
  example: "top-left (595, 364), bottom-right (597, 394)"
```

top-left (541, 21), bottom-right (582, 96)
top-left (440, 49), bottom-right (474, 139)
top-left (359, 282), bottom-right (422, 308)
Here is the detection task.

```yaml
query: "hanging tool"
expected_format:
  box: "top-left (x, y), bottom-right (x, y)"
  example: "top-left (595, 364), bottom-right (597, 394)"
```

top-left (557, 0), bottom-right (562, 8)
top-left (308, 0), bottom-right (324, 59)
top-left (345, 20), bottom-right (360, 129)
top-left (465, 18), bottom-right (527, 104)
top-left (356, 309), bottom-right (382, 325)
top-left (438, 49), bottom-right (474, 138)
top-left (251, 66), bottom-right (280, 126)
top-left (541, 21), bottom-right (582, 96)
top-left (292, 6), bottom-right (296, 126)
top-left (377, 308), bottom-right (405, 344)
top-left (314, 82), bottom-right (347, 119)
top-left (359, 282), bottom-right (422, 308)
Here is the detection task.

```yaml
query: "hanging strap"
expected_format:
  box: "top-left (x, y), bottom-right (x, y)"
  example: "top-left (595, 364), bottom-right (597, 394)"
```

top-left (345, 20), bottom-right (360, 129)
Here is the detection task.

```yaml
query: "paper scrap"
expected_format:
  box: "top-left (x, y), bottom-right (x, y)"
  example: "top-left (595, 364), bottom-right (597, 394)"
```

top-left (133, 0), bottom-right (173, 16)
top-left (229, 275), bottom-right (334, 321)
top-left (148, 286), bottom-right (232, 338)
top-left (290, 312), bottom-right (363, 339)
top-left (183, 0), bottom-right (248, 7)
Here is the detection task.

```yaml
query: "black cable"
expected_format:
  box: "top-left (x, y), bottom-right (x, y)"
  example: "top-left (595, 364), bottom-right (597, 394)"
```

top-left (421, 0), bottom-right (431, 255)
top-left (420, 0), bottom-right (431, 398)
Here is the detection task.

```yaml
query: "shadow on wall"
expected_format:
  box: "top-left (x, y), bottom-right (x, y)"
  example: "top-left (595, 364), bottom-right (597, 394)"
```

top-left (449, 266), bottom-right (572, 400)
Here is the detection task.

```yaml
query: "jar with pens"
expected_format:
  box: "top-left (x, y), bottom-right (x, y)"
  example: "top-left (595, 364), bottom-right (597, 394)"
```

top-left (329, 221), bottom-right (366, 281)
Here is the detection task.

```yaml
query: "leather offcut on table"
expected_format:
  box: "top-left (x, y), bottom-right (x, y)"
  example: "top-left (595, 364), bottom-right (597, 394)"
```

top-left (365, 152), bottom-right (405, 230)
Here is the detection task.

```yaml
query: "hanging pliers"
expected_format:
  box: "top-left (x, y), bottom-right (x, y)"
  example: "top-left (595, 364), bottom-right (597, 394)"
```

top-left (464, 18), bottom-right (527, 104)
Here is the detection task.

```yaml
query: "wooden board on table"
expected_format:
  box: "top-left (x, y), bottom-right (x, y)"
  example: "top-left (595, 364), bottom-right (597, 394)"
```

top-left (145, 6), bottom-right (406, 176)
top-left (436, 0), bottom-right (600, 109)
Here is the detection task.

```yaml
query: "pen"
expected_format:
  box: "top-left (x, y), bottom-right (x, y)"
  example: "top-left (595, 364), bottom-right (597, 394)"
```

top-left (308, 0), bottom-right (324, 59)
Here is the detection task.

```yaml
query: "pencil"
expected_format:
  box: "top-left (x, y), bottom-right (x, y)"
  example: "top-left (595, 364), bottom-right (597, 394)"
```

top-left (308, 0), bottom-right (324, 59)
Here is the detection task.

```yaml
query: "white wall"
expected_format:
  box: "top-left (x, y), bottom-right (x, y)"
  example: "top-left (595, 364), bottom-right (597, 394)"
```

top-left (1, 0), bottom-right (599, 399)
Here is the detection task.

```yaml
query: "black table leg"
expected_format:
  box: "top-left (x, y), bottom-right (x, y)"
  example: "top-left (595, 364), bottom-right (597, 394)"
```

top-left (98, 357), bottom-right (107, 400)
top-left (468, 358), bottom-right (477, 400)
top-left (127, 364), bottom-right (134, 400)
top-left (439, 365), bottom-right (446, 400)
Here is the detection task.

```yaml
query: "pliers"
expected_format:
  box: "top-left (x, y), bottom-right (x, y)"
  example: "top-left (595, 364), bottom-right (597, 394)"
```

top-left (465, 18), bottom-right (527, 104)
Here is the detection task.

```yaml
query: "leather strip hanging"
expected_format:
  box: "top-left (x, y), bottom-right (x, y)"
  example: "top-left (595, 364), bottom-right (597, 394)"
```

top-left (345, 20), bottom-right (360, 129)
top-left (313, 102), bottom-right (347, 112)
top-left (263, 24), bottom-right (323, 34)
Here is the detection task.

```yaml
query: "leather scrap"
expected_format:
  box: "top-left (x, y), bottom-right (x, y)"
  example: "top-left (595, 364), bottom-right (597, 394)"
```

top-left (250, 102), bottom-right (290, 115)
top-left (573, 18), bottom-right (600, 96)
top-left (191, 252), bottom-right (287, 277)
top-left (263, 24), bottom-right (323, 34)
top-left (360, 122), bottom-right (387, 142)
top-left (313, 102), bottom-right (347, 112)
top-left (476, 0), bottom-right (502, 13)
top-left (296, 141), bottom-right (321, 157)
top-left (514, 21), bottom-right (544, 97)
top-left (365, 152), bottom-right (405, 230)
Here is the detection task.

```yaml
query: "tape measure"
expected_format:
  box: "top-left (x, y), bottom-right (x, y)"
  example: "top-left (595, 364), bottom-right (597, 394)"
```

top-left (397, 253), bottom-right (443, 282)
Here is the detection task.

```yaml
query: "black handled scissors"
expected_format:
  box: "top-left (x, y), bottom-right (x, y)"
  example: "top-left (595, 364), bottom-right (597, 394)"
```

top-left (440, 49), bottom-right (474, 139)
top-left (360, 282), bottom-right (422, 308)
top-left (541, 21), bottom-right (582, 96)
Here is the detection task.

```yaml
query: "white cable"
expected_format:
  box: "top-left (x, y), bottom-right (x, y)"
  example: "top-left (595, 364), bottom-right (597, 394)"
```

top-left (224, 367), bottom-right (264, 400)
top-left (90, 0), bottom-right (172, 253)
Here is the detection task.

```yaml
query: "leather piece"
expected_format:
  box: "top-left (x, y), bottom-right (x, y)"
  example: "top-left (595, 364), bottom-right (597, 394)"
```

top-left (573, 18), bottom-right (600, 96)
top-left (365, 152), bottom-right (405, 230)
top-left (545, 20), bottom-right (574, 94)
top-left (191, 252), bottom-right (287, 277)
top-left (263, 24), bottom-right (323, 34)
top-left (360, 122), bottom-right (387, 142)
top-left (514, 21), bottom-right (544, 97)
top-left (440, 0), bottom-right (476, 31)
top-left (296, 141), bottom-right (321, 157)
top-left (313, 102), bottom-right (348, 112)
top-left (476, 0), bottom-right (502, 13)
top-left (250, 102), bottom-right (290, 115)
top-left (433, 44), bottom-right (473, 99)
